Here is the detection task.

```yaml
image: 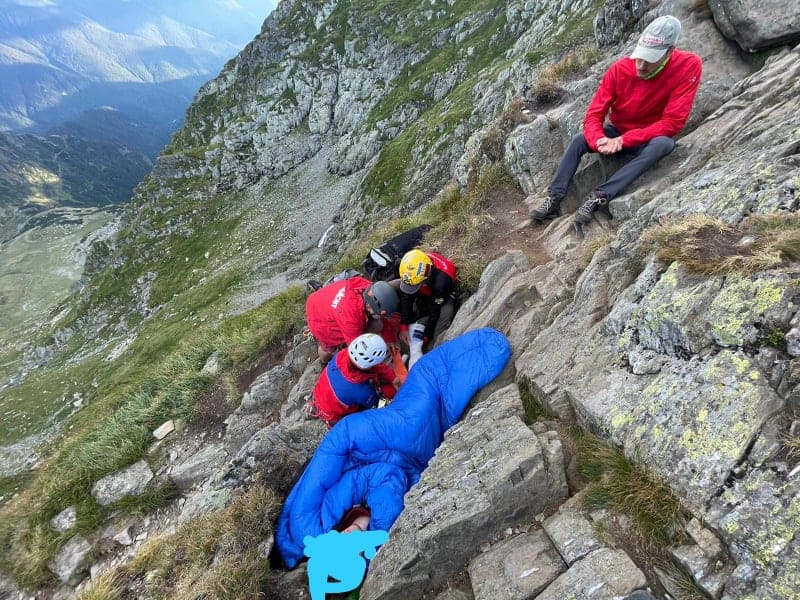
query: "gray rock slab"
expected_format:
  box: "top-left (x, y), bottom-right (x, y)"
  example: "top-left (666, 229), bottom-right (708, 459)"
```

top-left (152, 419), bottom-right (175, 440)
top-left (223, 410), bottom-right (270, 454)
top-left (50, 506), bottom-right (77, 532)
top-left (686, 517), bottom-right (724, 561)
top-left (234, 420), bottom-right (325, 495)
top-left (709, 469), bottom-right (800, 599)
top-left (361, 385), bottom-right (568, 600)
top-left (709, 0), bottom-right (800, 51)
top-left (280, 359), bottom-right (323, 425)
top-left (178, 483), bottom-right (232, 524)
top-left (787, 327), bottom-right (800, 357)
top-left (240, 364), bottom-right (292, 413)
top-left (542, 506), bottom-right (603, 565)
top-left (91, 460), bottom-right (154, 506)
top-left (574, 349), bottom-right (784, 513)
top-left (442, 251), bottom-right (533, 340)
top-left (468, 530), bottom-right (566, 600)
top-left (535, 547), bottom-right (647, 600)
top-left (47, 534), bottom-right (93, 584)
top-left (169, 443), bottom-right (228, 490)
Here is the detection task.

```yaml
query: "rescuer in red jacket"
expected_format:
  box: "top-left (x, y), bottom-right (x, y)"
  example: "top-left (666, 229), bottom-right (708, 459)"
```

top-left (305, 276), bottom-right (400, 363)
top-left (306, 333), bottom-right (400, 428)
top-left (529, 15), bottom-right (702, 227)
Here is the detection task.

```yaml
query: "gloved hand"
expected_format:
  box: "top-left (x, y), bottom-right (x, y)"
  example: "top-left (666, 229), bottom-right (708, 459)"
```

top-left (408, 322), bottom-right (425, 370)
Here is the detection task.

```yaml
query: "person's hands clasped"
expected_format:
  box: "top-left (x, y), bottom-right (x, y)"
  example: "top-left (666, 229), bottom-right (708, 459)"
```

top-left (596, 136), bottom-right (624, 155)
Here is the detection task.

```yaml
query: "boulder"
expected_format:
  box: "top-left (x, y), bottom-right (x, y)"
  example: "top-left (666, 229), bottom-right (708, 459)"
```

top-left (542, 501), bottom-right (604, 566)
top-left (593, 0), bottom-right (647, 47)
top-left (178, 482), bottom-right (232, 524)
top-left (91, 460), bottom-right (154, 506)
top-left (233, 420), bottom-right (325, 496)
top-left (360, 385), bottom-right (568, 600)
top-left (47, 534), bottom-right (93, 584)
top-left (239, 364), bottom-right (292, 413)
top-left (534, 548), bottom-right (647, 600)
top-left (708, 468), bottom-right (800, 599)
top-left (709, 0), bottom-right (800, 51)
top-left (152, 420), bottom-right (175, 440)
top-left (468, 530), bottom-right (566, 599)
top-left (169, 443), bottom-right (228, 490)
top-left (50, 506), bottom-right (77, 533)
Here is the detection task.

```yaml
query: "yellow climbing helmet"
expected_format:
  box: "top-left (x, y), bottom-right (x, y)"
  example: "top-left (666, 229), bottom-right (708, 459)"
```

top-left (399, 249), bottom-right (433, 287)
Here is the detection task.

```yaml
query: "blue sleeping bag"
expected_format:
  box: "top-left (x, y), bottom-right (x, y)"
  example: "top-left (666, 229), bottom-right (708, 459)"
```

top-left (276, 328), bottom-right (511, 568)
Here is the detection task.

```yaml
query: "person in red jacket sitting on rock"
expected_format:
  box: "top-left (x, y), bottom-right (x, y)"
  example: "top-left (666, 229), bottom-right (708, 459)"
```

top-left (529, 15), bottom-right (702, 227)
top-left (306, 333), bottom-right (400, 428)
top-left (305, 276), bottom-right (400, 363)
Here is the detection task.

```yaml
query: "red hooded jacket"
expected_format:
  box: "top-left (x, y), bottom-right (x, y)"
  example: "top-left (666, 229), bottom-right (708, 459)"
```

top-left (583, 49), bottom-right (702, 151)
top-left (311, 349), bottom-right (397, 426)
top-left (306, 276), bottom-right (398, 349)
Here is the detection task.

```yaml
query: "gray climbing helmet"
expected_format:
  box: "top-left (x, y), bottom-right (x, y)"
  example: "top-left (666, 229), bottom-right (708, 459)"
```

top-left (363, 281), bottom-right (399, 317)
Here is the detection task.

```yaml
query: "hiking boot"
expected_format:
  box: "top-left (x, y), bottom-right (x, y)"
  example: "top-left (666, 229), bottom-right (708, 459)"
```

top-left (307, 279), bottom-right (322, 292)
top-left (529, 195), bottom-right (561, 221)
top-left (574, 193), bottom-right (607, 225)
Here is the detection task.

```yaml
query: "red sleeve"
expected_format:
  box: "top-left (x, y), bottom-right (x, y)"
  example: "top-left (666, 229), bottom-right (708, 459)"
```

top-left (379, 314), bottom-right (401, 344)
top-left (371, 362), bottom-right (397, 383)
top-left (370, 363), bottom-right (398, 399)
top-left (582, 63), bottom-right (618, 152)
top-left (621, 56), bottom-right (702, 148)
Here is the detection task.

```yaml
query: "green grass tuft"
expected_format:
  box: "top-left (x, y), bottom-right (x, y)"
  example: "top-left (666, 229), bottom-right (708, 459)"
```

top-left (518, 377), bottom-right (557, 424)
top-left (570, 427), bottom-right (687, 544)
top-left (640, 212), bottom-right (800, 276)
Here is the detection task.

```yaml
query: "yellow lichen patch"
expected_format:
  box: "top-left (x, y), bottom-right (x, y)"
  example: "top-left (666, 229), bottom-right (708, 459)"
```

top-left (750, 495), bottom-right (800, 572)
top-left (709, 276), bottom-right (787, 346)
top-left (679, 358), bottom-right (762, 462)
top-left (731, 355), bottom-right (751, 375)
top-left (611, 411), bottom-right (634, 429)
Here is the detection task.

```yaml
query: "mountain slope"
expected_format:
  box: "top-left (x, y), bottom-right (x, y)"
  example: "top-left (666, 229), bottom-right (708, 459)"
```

top-left (0, 130), bottom-right (152, 242)
top-left (1, 0), bottom-right (798, 597)
top-left (0, 0), bottom-right (271, 131)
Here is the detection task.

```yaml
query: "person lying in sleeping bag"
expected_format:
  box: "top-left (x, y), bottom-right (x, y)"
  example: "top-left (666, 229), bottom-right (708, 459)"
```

top-left (276, 327), bottom-right (511, 568)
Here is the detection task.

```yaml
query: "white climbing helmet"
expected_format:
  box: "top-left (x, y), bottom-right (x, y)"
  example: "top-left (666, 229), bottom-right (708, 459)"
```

top-left (347, 333), bottom-right (388, 369)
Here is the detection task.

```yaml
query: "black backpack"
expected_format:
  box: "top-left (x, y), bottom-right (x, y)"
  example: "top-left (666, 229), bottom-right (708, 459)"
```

top-left (362, 224), bottom-right (432, 282)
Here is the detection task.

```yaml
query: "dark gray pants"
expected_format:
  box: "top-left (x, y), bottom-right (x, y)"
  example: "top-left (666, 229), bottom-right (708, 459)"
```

top-left (548, 125), bottom-right (675, 200)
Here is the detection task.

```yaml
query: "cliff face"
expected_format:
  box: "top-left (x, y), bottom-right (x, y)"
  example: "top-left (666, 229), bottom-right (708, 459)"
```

top-left (3, 0), bottom-right (800, 597)
top-left (66, 0), bottom-right (608, 346)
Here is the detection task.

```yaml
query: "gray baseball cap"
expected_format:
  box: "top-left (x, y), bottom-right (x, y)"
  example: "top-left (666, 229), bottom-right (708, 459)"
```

top-left (631, 16), bottom-right (681, 63)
